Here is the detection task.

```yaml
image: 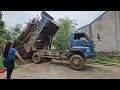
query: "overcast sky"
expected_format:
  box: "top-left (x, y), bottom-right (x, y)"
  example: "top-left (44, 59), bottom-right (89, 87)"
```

top-left (2, 11), bottom-right (105, 30)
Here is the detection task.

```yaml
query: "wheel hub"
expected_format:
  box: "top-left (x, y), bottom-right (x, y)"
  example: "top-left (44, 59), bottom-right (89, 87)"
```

top-left (35, 56), bottom-right (38, 61)
top-left (73, 58), bottom-right (81, 66)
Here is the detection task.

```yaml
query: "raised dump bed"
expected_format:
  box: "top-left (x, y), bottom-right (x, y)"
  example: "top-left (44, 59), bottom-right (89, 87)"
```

top-left (13, 11), bottom-right (59, 58)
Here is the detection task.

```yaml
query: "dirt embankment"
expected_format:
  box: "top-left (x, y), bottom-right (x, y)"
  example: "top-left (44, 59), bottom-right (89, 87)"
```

top-left (1, 60), bottom-right (120, 79)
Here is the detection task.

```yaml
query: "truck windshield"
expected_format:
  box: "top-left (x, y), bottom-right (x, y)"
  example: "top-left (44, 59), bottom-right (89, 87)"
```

top-left (74, 33), bottom-right (89, 44)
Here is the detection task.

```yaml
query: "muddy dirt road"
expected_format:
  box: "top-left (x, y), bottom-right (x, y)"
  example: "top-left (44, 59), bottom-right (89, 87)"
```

top-left (1, 60), bottom-right (120, 79)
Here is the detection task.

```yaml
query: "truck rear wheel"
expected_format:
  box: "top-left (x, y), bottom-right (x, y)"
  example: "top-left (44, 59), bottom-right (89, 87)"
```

top-left (69, 55), bottom-right (85, 71)
top-left (32, 52), bottom-right (44, 64)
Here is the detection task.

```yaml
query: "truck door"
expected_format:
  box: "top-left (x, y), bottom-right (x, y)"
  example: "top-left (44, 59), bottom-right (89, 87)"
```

top-left (73, 33), bottom-right (90, 46)
top-left (70, 33), bottom-right (95, 57)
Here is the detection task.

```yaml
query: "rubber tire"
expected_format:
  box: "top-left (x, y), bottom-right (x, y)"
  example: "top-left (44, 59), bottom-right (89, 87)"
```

top-left (32, 52), bottom-right (43, 64)
top-left (69, 55), bottom-right (85, 71)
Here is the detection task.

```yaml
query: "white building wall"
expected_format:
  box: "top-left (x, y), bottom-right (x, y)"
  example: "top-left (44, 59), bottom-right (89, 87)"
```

top-left (79, 11), bottom-right (120, 53)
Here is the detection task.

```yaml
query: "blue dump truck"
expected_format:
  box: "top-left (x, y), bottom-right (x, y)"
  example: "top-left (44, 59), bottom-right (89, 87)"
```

top-left (13, 11), bottom-right (99, 71)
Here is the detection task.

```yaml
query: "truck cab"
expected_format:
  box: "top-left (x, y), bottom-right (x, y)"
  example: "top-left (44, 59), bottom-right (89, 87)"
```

top-left (70, 32), bottom-right (96, 59)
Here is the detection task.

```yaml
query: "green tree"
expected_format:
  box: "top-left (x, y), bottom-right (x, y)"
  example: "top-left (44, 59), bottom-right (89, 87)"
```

top-left (52, 17), bottom-right (77, 50)
top-left (0, 29), bottom-right (11, 47)
top-left (0, 11), bottom-right (5, 29)
top-left (0, 11), bottom-right (9, 46)
top-left (9, 23), bottom-right (22, 41)
top-left (0, 11), bottom-right (2, 20)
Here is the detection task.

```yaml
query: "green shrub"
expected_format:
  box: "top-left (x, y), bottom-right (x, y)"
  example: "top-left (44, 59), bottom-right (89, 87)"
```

top-left (95, 54), bottom-right (112, 61)
top-left (0, 55), bottom-right (5, 69)
top-left (86, 54), bottom-right (120, 66)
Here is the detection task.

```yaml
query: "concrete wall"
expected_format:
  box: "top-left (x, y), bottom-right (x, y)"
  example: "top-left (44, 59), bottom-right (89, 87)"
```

top-left (115, 11), bottom-right (120, 53)
top-left (79, 11), bottom-right (120, 53)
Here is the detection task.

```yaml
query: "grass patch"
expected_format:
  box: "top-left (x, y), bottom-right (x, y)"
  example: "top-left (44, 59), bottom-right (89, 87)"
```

top-left (86, 54), bottom-right (120, 66)
top-left (95, 54), bottom-right (112, 61)
top-left (15, 58), bottom-right (32, 65)
top-left (14, 58), bottom-right (32, 69)
top-left (0, 55), bottom-right (5, 69)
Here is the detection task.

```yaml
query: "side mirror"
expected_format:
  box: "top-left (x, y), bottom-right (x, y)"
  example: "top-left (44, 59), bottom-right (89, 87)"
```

top-left (97, 34), bottom-right (101, 41)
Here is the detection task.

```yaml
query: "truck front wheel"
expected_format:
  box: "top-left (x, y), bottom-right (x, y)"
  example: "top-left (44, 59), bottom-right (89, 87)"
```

top-left (32, 52), bottom-right (44, 64)
top-left (69, 55), bottom-right (85, 71)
